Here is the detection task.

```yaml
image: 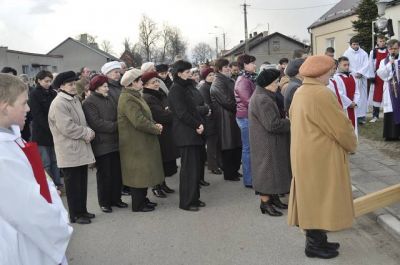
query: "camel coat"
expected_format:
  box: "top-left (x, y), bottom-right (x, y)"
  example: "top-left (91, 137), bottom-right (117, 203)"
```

top-left (287, 77), bottom-right (357, 231)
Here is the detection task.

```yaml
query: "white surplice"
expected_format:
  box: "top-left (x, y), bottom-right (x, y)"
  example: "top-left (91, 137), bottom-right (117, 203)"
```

top-left (343, 46), bottom-right (370, 118)
top-left (376, 57), bottom-right (400, 113)
top-left (368, 48), bottom-right (388, 107)
top-left (0, 125), bottom-right (72, 265)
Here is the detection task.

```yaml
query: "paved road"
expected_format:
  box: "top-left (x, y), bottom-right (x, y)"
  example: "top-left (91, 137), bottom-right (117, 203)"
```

top-left (65, 167), bottom-right (400, 265)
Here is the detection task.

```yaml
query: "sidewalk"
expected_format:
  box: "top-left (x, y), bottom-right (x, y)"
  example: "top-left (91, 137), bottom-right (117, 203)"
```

top-left (351, 136), bottom-right (400, 241)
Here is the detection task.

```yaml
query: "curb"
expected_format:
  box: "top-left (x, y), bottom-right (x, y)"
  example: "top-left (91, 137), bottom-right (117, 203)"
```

top-left (352, 184), bottom-right (400, 242)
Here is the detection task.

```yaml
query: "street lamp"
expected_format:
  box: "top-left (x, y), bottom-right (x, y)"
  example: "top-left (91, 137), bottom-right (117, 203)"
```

top-left (377, 0), bottom-right (391, 16)
top-left (208, 32), bottom-right (219, 59)
top-left (372, 0), bottom-right (394, 47)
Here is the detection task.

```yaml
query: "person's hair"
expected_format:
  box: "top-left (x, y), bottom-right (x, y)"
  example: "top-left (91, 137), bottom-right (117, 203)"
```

top-left (0, 73), bottom-right (28, 105)
top-left (387, 39), bottom-right (399, 48)
top-left (376, 34), bottom-right (386, 40)
top-left (214, 58), bottom-right (230, 72)
top-left (293, 49), bottom-right (305, 59)
top-left (1, 67), bottom-right (17, 76)
top-left (237, 54), bottom-right (256, 69)
top-left (350, 36), bottom-right (360, 44)
top-left (278, 58), bottom-right (289, 65)
top-left (35, 70), bottom-right (53, 85)
top-left (80, 67), bottom-right (87, 74)
top-left (171, 60), bottom-right (192, 79)
top-left (229, 62), bottom-right (238, 68)
top-left (337, 56), bottom-right (349, 63)
top-left (325, 47), bottom-right (335, 53)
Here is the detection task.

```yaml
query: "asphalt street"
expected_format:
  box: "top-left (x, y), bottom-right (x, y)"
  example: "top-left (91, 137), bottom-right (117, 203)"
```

top-left (65, 167), bottom-right (400, 265)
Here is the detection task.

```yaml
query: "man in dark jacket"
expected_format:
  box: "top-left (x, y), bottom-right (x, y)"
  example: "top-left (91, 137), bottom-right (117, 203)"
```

top-left (283, 58), bottom-right (305, 114)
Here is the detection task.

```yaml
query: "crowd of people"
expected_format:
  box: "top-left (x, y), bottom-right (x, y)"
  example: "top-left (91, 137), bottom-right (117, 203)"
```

top-left (1, 35), bottom-right (399, 263)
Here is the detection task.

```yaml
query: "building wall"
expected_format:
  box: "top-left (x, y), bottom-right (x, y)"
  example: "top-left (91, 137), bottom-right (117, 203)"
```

top-left (310, 15), bottom-right (357, 57)
top-left (48, 39), bottom-right (110, 72)
top-left (0, 47), bottom-right (63, 79)
top-left (249, 36), bottom-right (307, 64)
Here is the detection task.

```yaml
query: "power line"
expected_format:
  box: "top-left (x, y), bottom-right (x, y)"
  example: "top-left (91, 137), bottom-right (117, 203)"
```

top-left (249, 2), bottom-right (337, 11)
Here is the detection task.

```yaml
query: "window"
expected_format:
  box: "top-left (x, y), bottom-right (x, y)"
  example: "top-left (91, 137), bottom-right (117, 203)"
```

top-left (326, 38), bottom-right (335, 49)
top-left (22, 65), bottom-right (29, 74)
top-left (272, 38), bottom-right (280, 51)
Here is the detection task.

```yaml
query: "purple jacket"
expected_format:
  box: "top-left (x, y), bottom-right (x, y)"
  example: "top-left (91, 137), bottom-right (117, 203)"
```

top-left (234, 75), bottom-right (256, 118)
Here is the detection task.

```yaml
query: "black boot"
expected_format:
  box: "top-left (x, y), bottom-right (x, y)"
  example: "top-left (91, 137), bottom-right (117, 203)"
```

top-left (260, 200), bottom-right (283, 216)
top-left (152, 185), bottom-right (167, 198)
top-left (305, 230), bottom-right (339, 259)
top-left (160, 181), bottom-right (175, 193)
top-left (320, 230), bottom-right (340, 250)
top-left (270, 194), bottom-right (288, 209)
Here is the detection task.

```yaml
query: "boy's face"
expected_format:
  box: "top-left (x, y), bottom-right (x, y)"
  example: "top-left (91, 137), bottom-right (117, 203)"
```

top-left (377, 38), bottom-right (386, 48)
top-left (339, 60), bottom-right (350, 73)
top-left (2, 90), bottom-right (30, 129)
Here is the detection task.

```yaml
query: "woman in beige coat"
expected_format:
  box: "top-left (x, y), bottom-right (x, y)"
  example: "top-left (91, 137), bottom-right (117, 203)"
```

top-left (48, 71), bottom-right (96, 225)
top-left (288, 56), bottom-right (357, 259)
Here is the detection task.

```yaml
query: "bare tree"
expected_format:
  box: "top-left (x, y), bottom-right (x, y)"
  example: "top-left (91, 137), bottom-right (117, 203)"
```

top-left (192, 43), bottom-right (213, 64)
top-left (101, 40), bottom-right (113, 54)
top-left (167, 26), bottom-right (187, 62)
top-left (138, 15), bottom-right (160, 61)
top-left (158, 24), bottom-right (173, 62)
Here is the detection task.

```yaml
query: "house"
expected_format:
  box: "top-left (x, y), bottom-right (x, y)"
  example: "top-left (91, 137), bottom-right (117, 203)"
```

top-left (47, 35), bottom-right (119, 73)
top-left (0, 46), bottom-right (63, 79)
top-left (222, 32), bottom-right (309, 65)
top-left (309, 0), bottom-right (400, 56)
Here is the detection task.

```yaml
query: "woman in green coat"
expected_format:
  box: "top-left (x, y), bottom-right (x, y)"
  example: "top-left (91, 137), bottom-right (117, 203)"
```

top-left (118, 68), bottom-right (164, 212)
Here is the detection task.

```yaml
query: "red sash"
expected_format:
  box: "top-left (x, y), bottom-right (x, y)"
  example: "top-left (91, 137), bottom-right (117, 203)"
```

top-left (373, 49), bottom-right (388, 102)
top-left (17, 141), bottom-right (52, 203)
top-left (339, 75), bottom-right (356, 128)
top-left (331, 80), bottom-right (343, 108)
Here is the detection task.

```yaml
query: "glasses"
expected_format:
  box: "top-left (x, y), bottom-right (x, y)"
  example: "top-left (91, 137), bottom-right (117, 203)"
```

top-left (149, 79), bottom-right (160, 84)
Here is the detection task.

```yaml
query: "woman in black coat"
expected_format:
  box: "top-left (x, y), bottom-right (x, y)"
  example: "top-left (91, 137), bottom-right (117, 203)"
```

top-left (29, 70), bottom-right (62, 187)
top-left (141, 71), bottom-right (177, 197)
top-left (210, 59), bottom-right (242, 181)
top-left (168, 60), bottom-right (206, 212)
top-left (199, 68), bottom-right (222, 175)
top-left (82, 75), bottom-right (128, 213)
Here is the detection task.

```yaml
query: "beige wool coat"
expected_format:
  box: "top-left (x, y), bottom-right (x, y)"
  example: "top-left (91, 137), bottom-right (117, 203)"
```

top-left (287, 77), bottom-right (357, 231)
top-left (48, 92), bottom-right (95, 168)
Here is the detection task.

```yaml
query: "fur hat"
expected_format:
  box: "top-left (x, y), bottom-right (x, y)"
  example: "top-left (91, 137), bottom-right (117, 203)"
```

top-left (89, 75), bottom-right (108, 91)
top-left (299, 56), bottom-right (335, 78)
top-left (120, 68), bottom-right (142, 87)
top-left (256, 69), bottom-right (280, 87)
top-left (155, 64), bottom-right (169, 73)
top-left (101, 61), bottom-right (121, 75)
top-left (53, 71), bottom-right (78, 89)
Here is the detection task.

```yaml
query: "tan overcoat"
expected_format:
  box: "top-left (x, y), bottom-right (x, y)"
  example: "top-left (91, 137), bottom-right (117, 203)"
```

top-left (287, 77), bottom-right (357, 231)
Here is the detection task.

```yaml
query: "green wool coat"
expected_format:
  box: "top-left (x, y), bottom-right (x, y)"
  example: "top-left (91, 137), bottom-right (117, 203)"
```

top-left (118, 88), bottom-right (164, 188)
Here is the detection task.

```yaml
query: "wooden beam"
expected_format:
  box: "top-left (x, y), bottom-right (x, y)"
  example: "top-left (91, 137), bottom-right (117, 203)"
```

top-left (354, 184), bottom-right (400, 217)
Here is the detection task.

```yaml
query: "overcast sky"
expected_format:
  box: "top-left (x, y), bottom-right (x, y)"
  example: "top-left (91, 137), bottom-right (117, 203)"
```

top-left (0, 0), bottom-right (340, 57)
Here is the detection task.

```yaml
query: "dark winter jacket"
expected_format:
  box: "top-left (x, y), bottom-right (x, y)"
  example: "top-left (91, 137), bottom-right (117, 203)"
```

top-left (82, 92), bottom-right (119, 157)
top-left (108, 79), bottom-right (123, 106)
top-left (210, 73), bottom-right (242, 150)
top-left (199, 81), bottom-right (217, 136)
top-left (168, 77), bottom-right (205, 147)
top-left (142, 87), bottom-right (179, 162)
top-left (29, 85), bottom-right (58, 146)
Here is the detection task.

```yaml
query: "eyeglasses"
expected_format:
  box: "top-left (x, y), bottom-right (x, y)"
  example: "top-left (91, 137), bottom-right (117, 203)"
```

top-left (149, 79), bottom-right (160, 84)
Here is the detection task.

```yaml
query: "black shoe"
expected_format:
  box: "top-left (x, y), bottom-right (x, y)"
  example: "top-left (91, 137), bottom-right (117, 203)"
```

top-left (199, 180), bottom-right (210, 186)
top-left (225, 177), bottom-right (240, 181)
top-left (237, 173), bottom-right (243, 178)
top-left (70, 216), bottom-right (91, 224)
top-left (81, 212), bottom-right (95, 219)
top-left (180, 206), bottom-right (199, 211)
top-left (121, 190), bottom-right (131, 196)
top-left (101, 206), bottom-right (112, 213)
top-left (245, 185), bottom-right (253, 189)
top-left (260, 200), bottom-right (283, 216)
top-left (161, 182), bottom-right (175, 193)
top-left (132, 206), bottom-right (155, 212)
top-left (211, 168), bottom-right (223, 175)
top-left (152, 185), bottom-right (167, 198)
top-left (270, 194), bottom-right (288, 209)
top-left (113, 201), bottom-right (128, 208)
top-left (145, 198), bottom-right (158, 207)
top-left (305, 230), bottom-right (339, 259)
top-left (194, 200), bottom-right (206, 207)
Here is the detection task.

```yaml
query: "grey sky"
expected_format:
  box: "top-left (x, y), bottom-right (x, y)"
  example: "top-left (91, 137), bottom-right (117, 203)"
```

top-left (0, 0), bottom-right (340, 56)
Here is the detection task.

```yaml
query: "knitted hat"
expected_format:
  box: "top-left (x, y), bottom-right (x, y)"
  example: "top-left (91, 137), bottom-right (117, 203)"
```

top-left (101, 61), bottom-right (121, 75)
top-left (285, 58), bottom-right (305, 77)
top-left (200, 68), bottom-right (214, 80)
top-left (89, 75), bottom-right (108, 91)
top-left (141, 62), bottom-right (155, 73)
top-left (155, 64), bottom-right (169, 73)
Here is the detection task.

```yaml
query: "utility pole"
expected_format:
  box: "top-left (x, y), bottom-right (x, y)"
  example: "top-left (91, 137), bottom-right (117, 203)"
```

top-left (223, 33), bottom-right (226, 51)
top-left (215, 36), bottom-right (219, 58)
top-left (242, 1), bottom-right (250, 53)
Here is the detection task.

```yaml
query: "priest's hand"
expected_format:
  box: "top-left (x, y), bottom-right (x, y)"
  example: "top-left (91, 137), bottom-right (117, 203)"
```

top-left (355, 73), bottom-right (362, 79)
top-left (350, 102), bottom-right (356, 108)
top-left (196, 124), bottom-right (204, 135)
